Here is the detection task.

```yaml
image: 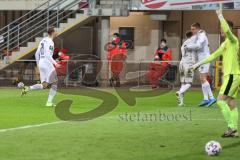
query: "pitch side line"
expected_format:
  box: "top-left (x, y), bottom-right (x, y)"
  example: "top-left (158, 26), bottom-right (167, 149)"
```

top-left (0, 118), bottom-right (225, 133)
top-left (0, 121), bottom-right (65, 133)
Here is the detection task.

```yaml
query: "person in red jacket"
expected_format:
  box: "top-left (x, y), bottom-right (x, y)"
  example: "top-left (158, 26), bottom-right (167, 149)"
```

top-left (147, 55), bottom-right (165, 89)
top-left (155, 38), bottom-right (172, 67)
top-left (54, 48), bottom-right (70, 76)
top-left (107, 33), bottom-right (127, 87)
top-left (148, 39), bottom-right (172, 89)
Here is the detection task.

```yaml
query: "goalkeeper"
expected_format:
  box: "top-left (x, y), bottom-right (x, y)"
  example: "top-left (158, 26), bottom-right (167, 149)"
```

top-left (191, 9), bottom-right (240, 138)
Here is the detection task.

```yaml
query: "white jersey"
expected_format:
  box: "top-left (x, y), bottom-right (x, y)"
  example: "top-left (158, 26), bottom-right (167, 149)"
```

top-left (35, 37), bottom-right (57, 67)
top-left (35, 37), bottom-right (57, 83)
top-left (179, 36), bottom-right (198, 83)
top-left (180, 35), bottom-right (198, 65)
top-left (186, 30), bottom-right (210, 62)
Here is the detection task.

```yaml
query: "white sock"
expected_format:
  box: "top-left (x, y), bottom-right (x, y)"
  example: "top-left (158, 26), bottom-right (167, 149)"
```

top-left (178, 84), bottom-right (184, 93)
top-left (205, 81), bottom-right (214, 99)
top-left (179, 84), bottom-right (191, 94)
top-left (202, 82), bottom-right (209, 100)
top-left (29, 84), bottom-right (43, 91)
top-left (47, 84), bottom-right (57, 103)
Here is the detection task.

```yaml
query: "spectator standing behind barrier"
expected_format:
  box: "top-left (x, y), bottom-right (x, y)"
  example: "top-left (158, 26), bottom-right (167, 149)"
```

top-left (155, 38), bottom-right (172, 67)
top-left (107, 33), bottom-right (127, 87)
top-left (147, 39), bottom-right (172, 89)
top-left (53, 48), bottom-right (70, 76)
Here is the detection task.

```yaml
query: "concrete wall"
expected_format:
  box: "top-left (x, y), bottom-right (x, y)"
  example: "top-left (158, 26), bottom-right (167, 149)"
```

top-left (162, 11), bottom-right (182, 61)
top-left (57, 26), bottom-right (93, 55)
top-left (109, 10), bottom-right (240, 62)
top-left (110, 11), bottom-right (182, 62)
top-left (183, 11), bottom-right (220, 53)
top-left (183, 10), bottom-right (240, 53)
top-left (110, 12), bottom-right (159, 61)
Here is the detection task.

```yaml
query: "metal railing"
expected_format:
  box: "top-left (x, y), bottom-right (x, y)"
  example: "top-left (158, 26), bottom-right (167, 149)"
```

top-left (0, 59), bottom-right (178, 87)
top-left (0, 59), bottom-right (217, 88)
top-left (0, 58), bottom-right (219, 89)
top-left (0, 0), bottom-right (87, 60)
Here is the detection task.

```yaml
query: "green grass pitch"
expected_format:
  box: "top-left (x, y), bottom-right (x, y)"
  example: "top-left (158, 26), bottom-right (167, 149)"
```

top-left (0, 88), bottom-right (240, 160)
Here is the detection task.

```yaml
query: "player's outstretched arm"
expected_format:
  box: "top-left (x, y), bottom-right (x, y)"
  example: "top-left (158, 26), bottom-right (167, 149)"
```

top-left (216, 9), bottom-right (237, 43)
top-left (190, 42), bottom-right (226, 71)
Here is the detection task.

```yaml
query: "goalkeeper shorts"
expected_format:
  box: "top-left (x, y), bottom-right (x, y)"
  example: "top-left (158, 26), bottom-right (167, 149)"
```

top-left (220, 74), bottom-right (240, 98)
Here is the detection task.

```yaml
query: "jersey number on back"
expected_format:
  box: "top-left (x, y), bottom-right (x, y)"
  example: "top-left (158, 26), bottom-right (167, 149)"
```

top-left (40, 43), bottom-right (44, 55)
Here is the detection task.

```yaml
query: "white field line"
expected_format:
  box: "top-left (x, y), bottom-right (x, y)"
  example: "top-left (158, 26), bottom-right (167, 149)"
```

top-left (0, 121), bottom-right (66, 133)
top-left (0, 118), bottom-right (226, 134)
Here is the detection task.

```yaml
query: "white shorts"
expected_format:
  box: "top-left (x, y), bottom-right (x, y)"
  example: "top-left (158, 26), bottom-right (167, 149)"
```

top-left (39, 60), bottom-right (58, 84)
top-left (198, 63), bottom-right (210, 74)
top-left (179, 62), bottom-right (194, 83)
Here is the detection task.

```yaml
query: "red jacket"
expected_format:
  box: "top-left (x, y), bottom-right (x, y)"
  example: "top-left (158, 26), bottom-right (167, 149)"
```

top-left (107, 42), bottom-right (127, 74)
top-left (155, 46), bottom-right (172, 67)
top-left (56, 49), bottom-right (70, 76)
top-left (148, 60), bottom-right (167, 88)
top-left (149, 61), bottom-right (162, 71)
top-left (57, 49), bottom-right (70, 66)
top-left (107, 43), bottom-right (127, 60)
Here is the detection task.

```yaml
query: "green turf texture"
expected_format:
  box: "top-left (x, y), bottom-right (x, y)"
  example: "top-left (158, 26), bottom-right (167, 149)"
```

top-left (0, 88), bottom-right (239, 160)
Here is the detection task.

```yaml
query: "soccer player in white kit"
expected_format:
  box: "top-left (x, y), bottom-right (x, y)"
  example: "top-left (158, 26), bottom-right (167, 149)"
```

top-left (185, 23), bottom-right (216, 107)
top-left (21, 27), bottom-right (60, 107)
top-left (176, 31), bottom-right (198, 106)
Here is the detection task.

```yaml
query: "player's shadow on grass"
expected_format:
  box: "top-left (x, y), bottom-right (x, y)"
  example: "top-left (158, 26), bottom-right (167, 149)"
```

top-left (223, 141), bottom-right (240, 149)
